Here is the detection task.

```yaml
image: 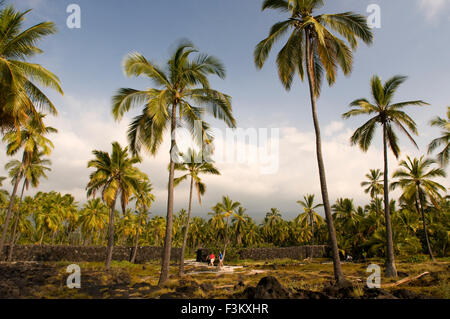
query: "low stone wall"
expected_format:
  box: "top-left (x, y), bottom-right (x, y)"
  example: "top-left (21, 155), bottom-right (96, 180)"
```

top-left (196, 245), bottom-right (329, 262)
top-left (1, 245), bottom-right (181, 263)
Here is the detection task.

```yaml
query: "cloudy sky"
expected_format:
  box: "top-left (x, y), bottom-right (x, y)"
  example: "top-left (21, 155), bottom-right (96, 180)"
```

top-left (2, 0), bottom-right (449, 221)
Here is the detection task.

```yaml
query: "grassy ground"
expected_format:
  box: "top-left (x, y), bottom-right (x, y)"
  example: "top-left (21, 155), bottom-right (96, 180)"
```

top-left (1, 256), bottom-right (448, 299)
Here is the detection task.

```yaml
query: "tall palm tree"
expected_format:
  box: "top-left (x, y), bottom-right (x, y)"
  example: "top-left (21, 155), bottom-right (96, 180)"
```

top-left (391, 156), bottom-right (447, 261)
top-left (296, 194), bottom-right (323, 244)
top-left (428, 106), bottom-right (449, 167)
top-left (130, 180), bottom-right (154, 263)
top-left (215, 196), bottom-right (241, 261)
top-left (0, 3), bottom-right (63, 132)
top-left (112, 41), bottom-right (235, 285)
top-left (174, 148), bottom-right (220, 276)
top-left (254, 0), bottom-right (373, 285)
top-left (343, 75), bottom-right (428, 277)
top-left (0, 113), bottom-right (56, 257)
top-left (7, 151), bottom-right (51, 261)
top-left (86, 141), bottom-right (146, 269)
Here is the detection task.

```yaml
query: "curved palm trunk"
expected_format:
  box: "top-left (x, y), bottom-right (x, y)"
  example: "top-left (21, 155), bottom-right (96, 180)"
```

top-left (8, 180), bottom-right (26, 262)
top-left (105, 197), bottom-right (117, 270)
top-left (415, 186), bottom-right (435, 261)
top-left (0, 169), bottom-right (22, 260)
top-left (179, 175), bottom-right (194, 276)
top-left (305, 30), bottom-right (346, 285)
top-left (158, 103), bottom-right (178, 286)
top-left (382, 123), bottom-right (397, 277)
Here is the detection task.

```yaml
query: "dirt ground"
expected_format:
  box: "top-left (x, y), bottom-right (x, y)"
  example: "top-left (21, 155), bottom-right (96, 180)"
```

top-left (0, 257), bottom-right (448, 299)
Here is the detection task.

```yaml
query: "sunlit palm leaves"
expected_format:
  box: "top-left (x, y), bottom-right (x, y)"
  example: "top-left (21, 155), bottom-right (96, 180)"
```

top-left (0, 3), bottom-right (63, 132)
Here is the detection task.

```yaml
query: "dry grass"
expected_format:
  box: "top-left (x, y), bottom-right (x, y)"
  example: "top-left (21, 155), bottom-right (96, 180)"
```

top-left (8, 256), bottom-right (449, 299)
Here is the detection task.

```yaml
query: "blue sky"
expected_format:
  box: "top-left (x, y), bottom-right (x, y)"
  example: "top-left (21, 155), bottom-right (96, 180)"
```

top-left (4, 0), bottom-right (450, 220)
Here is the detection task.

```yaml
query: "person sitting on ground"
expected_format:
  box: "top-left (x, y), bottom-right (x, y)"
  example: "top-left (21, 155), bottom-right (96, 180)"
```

top-left (219, 252), bottom-right (224, 268)
top-left (209, 253), bottom-right (215, 266)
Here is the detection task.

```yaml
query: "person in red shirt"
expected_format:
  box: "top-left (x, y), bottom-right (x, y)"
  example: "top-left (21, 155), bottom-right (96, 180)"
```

top-left (209, 253), bottom-right (215, 266)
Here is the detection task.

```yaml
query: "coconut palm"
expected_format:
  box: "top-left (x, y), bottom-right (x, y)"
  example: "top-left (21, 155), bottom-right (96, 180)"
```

top-left (343, 75), bottom-right (428, 277)
top-left (33, 192), bottom-right (63, 244)
top-left (296, 194), bottom-right (323, 244)
top-left (428, 106), bottom-right (449, 167)
top-left (147, 216), bottom-right (166, 246)
top-left (86, 141), bottom-right (146, 269)
top-left (254, 0), bottom-right (373, 285)
top-left (232, 207), bottom-right (248, 246)
top-left (0, 113), bottom-right (56, 257)
top-left (391, 156), bottom-right (447, 261)
top-left (112, 41), bottom-right (235, 285)
top-left (130, 180), bottom-right (154, 263)
top-left (215, 196), bottom-right (241, 261)
top-left (6, 151), bottom-right (51, 260)
top-left (0, 3), bottom-right (63, 132)
top-left (361, 169), bottom-right (384, 215)
top-left (79, 198), bottom-right (109, 245)
top-left (173, 148), bottom-right (220, 275)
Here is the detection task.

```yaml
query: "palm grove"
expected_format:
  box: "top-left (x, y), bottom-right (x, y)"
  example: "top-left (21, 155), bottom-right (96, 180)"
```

top-left (0, 1), bottom-right (448, 287)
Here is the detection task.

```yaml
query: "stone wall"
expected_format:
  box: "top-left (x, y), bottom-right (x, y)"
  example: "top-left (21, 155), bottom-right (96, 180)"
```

top-left (196, 245), bottom-right (329, 262)
top-left (1, 245), bottom-right (181, 263)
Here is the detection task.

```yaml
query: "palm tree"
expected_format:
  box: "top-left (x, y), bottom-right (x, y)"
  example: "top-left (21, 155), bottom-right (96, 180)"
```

top-left (0, 113), bottom-right (56, 257)
top-left (361, 169), bottom-right (384, 215)
top-left (262, 208), bottom-right (283, 244)
top-left (332, 198), bottom-right (361, 234)
top-left (86, 141), bottom-right (146, 269)
top-left (296, 194), bottom-right (323, 244)
top-left (79, 198), bottom-right (109, 245)
top-left (428, 106), bottom-right (449, 167)
top-left (232, 207), bottom-right (248, 246)
top-left (391, 156), bottom-right (447, 261)
top-left (112, 41), bottom-right (235, 285)
top-left (0, 3), bottom-right (63, 132)
top-left (130, 180), bottom-right (154, 263)
top-left (33, 192), bottom-right (63, 244)
top-left (7, 151), bottom-right (51, 261)
top-left (215, 196), bottom-right (241, 261)
top-left (254, 0), bottom-right (373, 285)
top-left (174, 148), bottom-right (220, 276)
top-left (343, 75), bottom-right (428, 277)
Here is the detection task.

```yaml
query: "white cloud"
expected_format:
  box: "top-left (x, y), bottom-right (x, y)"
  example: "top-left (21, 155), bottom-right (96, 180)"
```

top-left (0, 95), bottom-right (446, 222)
top-left (418, 0), bottom-right (448, 21)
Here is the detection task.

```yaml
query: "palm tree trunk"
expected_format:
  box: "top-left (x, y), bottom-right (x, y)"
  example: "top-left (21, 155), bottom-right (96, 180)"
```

top-left (105, 197), bottom-right (117, 270)
top-left (131, 209), bottom-right (144, 264)
top-left (382, 123), bottom-right (397, 277)
top-left (130, 226), bottom-right (141, 264)
top-left (416, 186), bottom-right (435, 261)
top-left (8, 180), bottom-right (26, 262)
top-left (305, 30), bottom-right (346, 285)
top-left (223, 216), bottom-right (230, 262)
top-left (0, 169), bottom-right (22, 260)
top-left (310, 213), bottom-right (314, 245)
top-left (158, 102), bottom-right (178, 286)
top-left (179, 175), bottom-right (194, 276)
top-left (39, 230), bottom-right (44, 245)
